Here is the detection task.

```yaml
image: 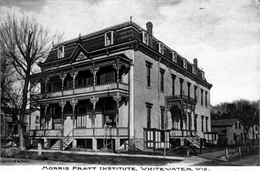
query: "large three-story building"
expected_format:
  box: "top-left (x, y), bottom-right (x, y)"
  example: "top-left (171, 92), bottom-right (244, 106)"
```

top-left (30, 21), bottom-right (214, 151)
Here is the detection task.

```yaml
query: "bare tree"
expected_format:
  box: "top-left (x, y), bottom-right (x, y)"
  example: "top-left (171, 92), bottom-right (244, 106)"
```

top-left (0, 14), bottom-right (62, 150)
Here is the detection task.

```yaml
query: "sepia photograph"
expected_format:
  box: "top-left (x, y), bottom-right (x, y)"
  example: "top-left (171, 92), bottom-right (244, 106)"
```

top-left (0, 0), bottom-right (259, 170)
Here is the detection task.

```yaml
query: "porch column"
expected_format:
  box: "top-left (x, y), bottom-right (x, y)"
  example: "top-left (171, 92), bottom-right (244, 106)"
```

top-left (113, 92), bottom-right (122, 127)
top-left (70, 71), bottom-right (78, 94)
top-left (59, 100), bottom-right (67, 136)
top-left (90, 64), bottom-right (99, 90)
top-left (89, 95), bottom-right (99, 132)
top-left (59, 73), bottom-right (67, 94)
top-left (44, 77), bottom-right (49, 93)
top-left (43, 103), bottom-right (49, 129)
top-left (70, 98), bottom-right (78, 132)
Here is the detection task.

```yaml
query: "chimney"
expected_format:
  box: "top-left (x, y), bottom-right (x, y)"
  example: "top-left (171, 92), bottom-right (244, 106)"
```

top-left (146, 21), bottom-right (153, 36)
top-left (193, 58), bottom-right (198, 67)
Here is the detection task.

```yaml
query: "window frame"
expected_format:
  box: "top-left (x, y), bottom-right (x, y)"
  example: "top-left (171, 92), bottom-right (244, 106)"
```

top-left (105, 31), bottom-right (114, 46)
top-left (142, 31), bottom-right (149, 45)
top-left (160, 69), bottom-right (165, 92)
top-left (146, 103), bottom-right (153, 129)
top-left (146, 61), bottom-right (152, 87)
top-left (201, 89), bottom-right (204, 106)
top-left (57, 46), bottom-right (65, 59)
top-left (171, 74), bottom-right (176, 95)
top-left (159, 42), bottom-right (164, 55)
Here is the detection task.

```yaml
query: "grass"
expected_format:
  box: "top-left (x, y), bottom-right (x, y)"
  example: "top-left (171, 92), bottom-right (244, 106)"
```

top-left (11, 151), bottom-right (181, 166)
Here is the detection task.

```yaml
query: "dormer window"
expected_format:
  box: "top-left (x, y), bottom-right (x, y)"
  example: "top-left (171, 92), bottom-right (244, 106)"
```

top-left (57, 46), bottom-right (65, 59)
top-left (159, 42), bottom-right (164, 55)
top-left (192, 65), bottom-right (196, 74)
top-left (142, 31), bottom-right (149, 45)
top-left (183, 59), bottom-right (187, 69)
top-left (171, 52), bottom-right (177, 63)
top-left (105, 31), bottom-right (114, 46)
top-left (201, 70), bottom-right (205, 80)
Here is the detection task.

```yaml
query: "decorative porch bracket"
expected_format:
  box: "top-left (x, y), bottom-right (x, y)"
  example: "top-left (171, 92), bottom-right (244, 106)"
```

top-left (42, 103), bottom-right (49, 129)
top-left (90, 64), bottom-right (99, 90)
top-left (70, 98), bottom-right (78, 129)
top-left (113, 58), bottom-right (130, 86)
top-left (70, 70), bottom-right (78, 93)
top-left (44, 77), bottom-right (50, 93)
top-left (59, 100), bottom-right (67, 136)
top-left (59, 73), bottom-right (67, 92)
top-left (113, 92), bottom-right (122, 127)
top-left (89, 95), bottom-right (99, 129)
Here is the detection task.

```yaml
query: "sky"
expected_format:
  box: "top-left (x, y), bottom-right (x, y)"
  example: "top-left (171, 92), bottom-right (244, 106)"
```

top-left (0, 0), bottom-right (259, 106)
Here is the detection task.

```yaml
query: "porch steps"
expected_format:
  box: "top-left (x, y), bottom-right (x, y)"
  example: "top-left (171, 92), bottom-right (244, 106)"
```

top-left (50, 140), bottom-right (60, 150)
top-left (187, 131), bottom-right (202, 148)
top-left (62, 137), bottom-right (74, 150)
top-left (50, 137), bottom-right (74, 150)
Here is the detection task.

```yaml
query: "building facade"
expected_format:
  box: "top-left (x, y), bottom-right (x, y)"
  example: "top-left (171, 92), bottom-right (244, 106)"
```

top-left (30, 21), bottom-right (213, 151)
top-left (211, 119), bottom-right (245, 145)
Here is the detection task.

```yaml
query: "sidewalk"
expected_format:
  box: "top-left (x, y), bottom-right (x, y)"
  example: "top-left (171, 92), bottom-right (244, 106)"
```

top-left (28, 149), bottom-right (185, 160)
top-left (199, 149), bottom-right (237, 160)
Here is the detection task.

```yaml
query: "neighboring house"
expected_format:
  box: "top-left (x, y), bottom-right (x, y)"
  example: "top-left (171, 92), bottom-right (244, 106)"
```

top-left (245, 125), bottom-right (259, 145)
top-left (1, 108), bottom-right (40, 138)
top-left (211, 119), bottom-right (245, 145)
top-left (30, 21), bottom-right (213, 151)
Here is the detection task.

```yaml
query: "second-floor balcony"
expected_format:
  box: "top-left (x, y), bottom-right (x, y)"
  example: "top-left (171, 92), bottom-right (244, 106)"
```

top-left (37, 82), bottom-right (129, 99)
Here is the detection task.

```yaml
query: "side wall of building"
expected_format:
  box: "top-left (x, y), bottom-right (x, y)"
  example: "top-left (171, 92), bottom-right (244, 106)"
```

top-left (132, 50), bottom-right (212, 149)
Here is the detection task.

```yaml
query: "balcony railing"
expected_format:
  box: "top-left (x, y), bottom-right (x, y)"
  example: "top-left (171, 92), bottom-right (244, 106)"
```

top-left (29, 127), bottom-right (128, 137)
top-left (32, 82), bottom-right (129, 99)
top-left (73, 127), bottom-right (128, 137)
top-left (29, 129), bottom-right (62, 137)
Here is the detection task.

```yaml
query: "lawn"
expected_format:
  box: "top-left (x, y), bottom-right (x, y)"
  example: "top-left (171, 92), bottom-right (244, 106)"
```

top-left (10, 151), bottom-right (181, 166)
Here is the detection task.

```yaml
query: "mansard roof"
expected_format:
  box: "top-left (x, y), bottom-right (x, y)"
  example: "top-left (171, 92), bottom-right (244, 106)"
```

top-left (40, 21), bottom-right (212, 89)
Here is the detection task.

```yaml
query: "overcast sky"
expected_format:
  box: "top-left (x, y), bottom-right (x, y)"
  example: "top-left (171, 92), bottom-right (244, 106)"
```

top-left (0, 0), bottom-right (259, 105)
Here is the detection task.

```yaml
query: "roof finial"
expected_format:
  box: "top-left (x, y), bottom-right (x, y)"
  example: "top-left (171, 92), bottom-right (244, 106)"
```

top-left (79, 33), bottom-right (81, 39)
top-left (130, 16), bottom-right (132, 23)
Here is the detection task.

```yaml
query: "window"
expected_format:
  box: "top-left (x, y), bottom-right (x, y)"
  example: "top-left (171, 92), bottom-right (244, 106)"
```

top-left (146, 103), bottom-right (152, 128)
top-left (160, 69), bottom-right (165, 92)
top-left (171, 74), bottom-right (176, 95)
top-left (256, 126), bottom-right (258, 131)
top-left (235, 122), bottom-right (237, 129)
top-left (183, 59), bottom-right (187, 69)
top-left (105, 31), bottom-right (114, 46)
top-left (206, 117), bottom-right (208, 132)
top-left (187, 82), bottom-right (191, 100)
top-left (180, 78), bottom-right (183, 97)
top-left (234, 133), bottom-right (236, 141)
top-left (142, 31), bottom-right (149, 45)
top-left (172, 52), bottom-right (177, 63)
top-left (57, 46), bottom-right (65, 59)
top-left (188, 114), bottom-right (192, 131)
top-left (159, 42), bottom-right (164, 55)
top-left (192, 65), bottom-right (196, 74)
top-left (201, 116), bottom-right (204, 132)
top-left (161, 107), bottom-right (167, 130)
top-left (201, 89), bottom-right (204, 106)
top-left (194, 114), bottom-right (198, 132)
top-left (194, 86), bottom-right (197, 101)
top-left (239, 123), bottom-right (241, 129)
top-left (77, 107), bottom-right (87, 127)
top-left (100, 71), bottom-right (115, 84)
top-left (146, 61), bottom-right (152, 87)
top-left (205, 91), bottom-right (208, 107)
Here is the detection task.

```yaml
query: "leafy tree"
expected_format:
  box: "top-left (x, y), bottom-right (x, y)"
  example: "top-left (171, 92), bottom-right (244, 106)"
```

top-left (0, 14), bottom-right (62, 150)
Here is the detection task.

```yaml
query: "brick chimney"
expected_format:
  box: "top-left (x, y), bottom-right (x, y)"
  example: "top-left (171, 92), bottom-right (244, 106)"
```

top-left (193, 58), bottom-right (198, 67)
top-left (146, 21), bottom-right (153, 36)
